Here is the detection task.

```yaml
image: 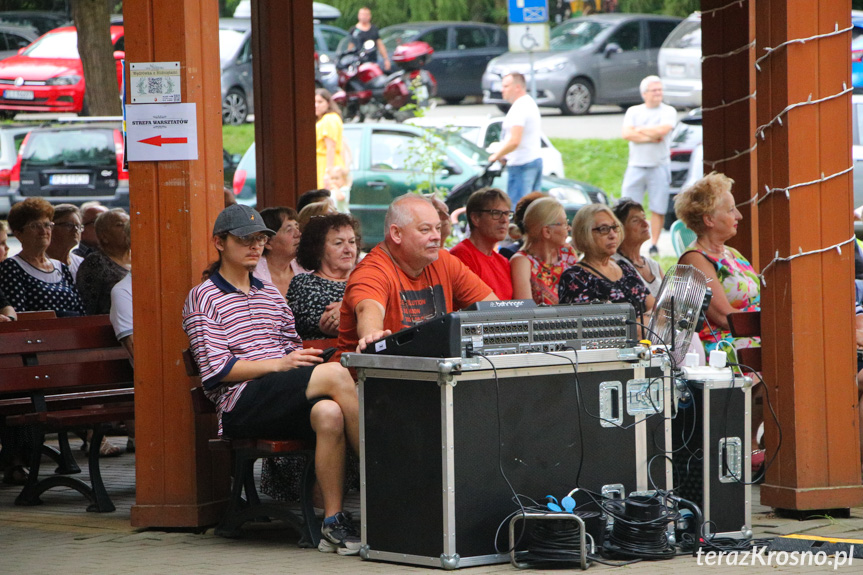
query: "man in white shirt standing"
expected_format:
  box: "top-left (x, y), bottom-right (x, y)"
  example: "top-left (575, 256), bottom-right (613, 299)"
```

top-left (489, 72), bottom-right (543, 205)
top-left (621, 75), bottom-right (678, 255)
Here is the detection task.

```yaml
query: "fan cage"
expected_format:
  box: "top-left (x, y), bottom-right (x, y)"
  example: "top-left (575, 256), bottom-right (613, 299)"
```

top-left (647, 265), bottom-right (708, 366)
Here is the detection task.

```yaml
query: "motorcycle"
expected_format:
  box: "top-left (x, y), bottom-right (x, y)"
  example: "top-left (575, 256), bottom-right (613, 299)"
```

top-left (332, 38), bottom-right (437, 123)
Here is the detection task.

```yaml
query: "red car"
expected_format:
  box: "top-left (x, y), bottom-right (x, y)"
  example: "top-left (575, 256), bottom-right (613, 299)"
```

top-left (0, 25), bottom-right (124, 114)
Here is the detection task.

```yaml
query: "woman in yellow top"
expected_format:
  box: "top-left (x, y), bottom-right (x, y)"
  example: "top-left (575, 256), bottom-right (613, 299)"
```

top-left (315, 88), bottom-right (345, 188)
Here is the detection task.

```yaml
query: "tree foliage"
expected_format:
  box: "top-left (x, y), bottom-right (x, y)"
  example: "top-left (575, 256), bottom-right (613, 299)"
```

top-left (618, 0), bottom-right (697, 17)
top-left (328, 0), bottom-right (506, 29)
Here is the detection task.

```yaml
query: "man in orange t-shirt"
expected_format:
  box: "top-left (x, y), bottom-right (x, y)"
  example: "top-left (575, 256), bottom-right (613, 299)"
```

top-left (338, 194), bottom-right (496, 354)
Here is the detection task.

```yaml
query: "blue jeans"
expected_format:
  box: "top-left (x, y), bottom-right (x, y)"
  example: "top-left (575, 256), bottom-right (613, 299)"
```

top-left (506, 157), bottom-right (543, 205)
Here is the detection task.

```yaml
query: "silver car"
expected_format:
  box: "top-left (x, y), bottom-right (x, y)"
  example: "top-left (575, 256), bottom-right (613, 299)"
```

top-left (658, 12), bottom-right (701, 109)
top-left (482, 13), bottom-right (680, 115)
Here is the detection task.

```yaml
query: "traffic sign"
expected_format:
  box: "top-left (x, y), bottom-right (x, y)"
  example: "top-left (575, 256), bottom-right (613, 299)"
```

top-left (508, 0), bottom-right (548, 24)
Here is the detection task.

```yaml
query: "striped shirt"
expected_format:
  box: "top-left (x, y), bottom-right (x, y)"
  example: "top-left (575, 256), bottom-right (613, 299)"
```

top-left (182, 272), bottom-right (303, 435)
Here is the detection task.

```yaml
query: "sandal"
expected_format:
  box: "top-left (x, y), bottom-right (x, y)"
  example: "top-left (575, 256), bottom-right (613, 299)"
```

top-left (2, 465), bottom-right (28, 485)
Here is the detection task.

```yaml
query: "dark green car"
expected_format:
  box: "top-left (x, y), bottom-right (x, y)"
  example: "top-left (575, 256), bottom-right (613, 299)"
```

top-left (232, 123), bottom-right (608, 248)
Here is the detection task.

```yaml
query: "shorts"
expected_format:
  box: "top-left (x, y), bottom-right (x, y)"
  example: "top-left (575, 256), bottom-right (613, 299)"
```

top-left (621, 165), bottom-right (671, 215)
top-left (221, 367), bottom-right (322, 441)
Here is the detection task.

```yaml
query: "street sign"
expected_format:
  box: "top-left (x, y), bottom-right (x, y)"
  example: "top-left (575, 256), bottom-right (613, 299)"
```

top-left (126, 103), bottom-right (198, 162)
top-left (508, 24), bottom-right (549, 53)
top-left (508, 0), bottom-right (548, 24)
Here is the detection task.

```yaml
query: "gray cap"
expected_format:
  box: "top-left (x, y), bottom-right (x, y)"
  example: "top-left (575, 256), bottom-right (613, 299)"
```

top-left (212, 204), bottom-right (275, 237)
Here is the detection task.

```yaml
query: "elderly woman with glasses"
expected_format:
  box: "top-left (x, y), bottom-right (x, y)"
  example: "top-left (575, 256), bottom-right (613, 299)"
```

top-left (510, 197), bottom-right (579, 305)
top-left (255, 207), bottom-right (308, 296)
top-left (46, 204), bottom-right (85, 280)
top-left (0, 197), bottom-right (85, 316)
top-left (559, 204), bottom-right (654, 314)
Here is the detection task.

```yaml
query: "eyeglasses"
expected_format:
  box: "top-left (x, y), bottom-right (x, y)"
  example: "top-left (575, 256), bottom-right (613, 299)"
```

top-left (24, 221), bottom-right (55, 231)
top-left (231, 233), bottom-right (269, 247)
top-left (477, 209), bottom-right (514, 220)
top-left (55, 222), bottom-right (84, 232)
top-left (592, 224), bottom-right (620, 236)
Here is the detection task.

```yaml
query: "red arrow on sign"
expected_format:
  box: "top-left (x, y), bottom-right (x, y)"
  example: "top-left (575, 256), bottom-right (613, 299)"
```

top-left (139, 135), bottom-right (188, 147)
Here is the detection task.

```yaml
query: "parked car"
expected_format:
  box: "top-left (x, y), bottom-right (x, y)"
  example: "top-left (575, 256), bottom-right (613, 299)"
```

top-left (0, 25), bottom-right (124, 115)
top-left (0, 123), bottom-right (36, 215)
top-left (853, 95), bottom-right (863, 210)
top-left (0, 23), bottom-right (38, 60)
top-left (853, 16), bottom-right (863, 94)
top-left (381, 22), bottom-right (508, 104)
top-left (482, 13), bottom-right (681, 115)
top-left (0, 10), bottom-right (70, 35)
top-left (662, 108), bottom-right (702, 228)
top-left (406, 115), bottom-right (566, 177)
top-left (233, 0), bottom-right (341, 21)
top-left (658, 12), bottom-right (701, 108)
top-left (220, 18), bottom-right (347, 124)
top-left (232, 124), bottom-right (608, 248)
top-left (8, 120), bottom-right (128, 211)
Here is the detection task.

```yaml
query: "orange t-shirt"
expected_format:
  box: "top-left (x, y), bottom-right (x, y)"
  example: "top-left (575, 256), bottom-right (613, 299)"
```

top-left (338, 245), bottom-right (493, 353)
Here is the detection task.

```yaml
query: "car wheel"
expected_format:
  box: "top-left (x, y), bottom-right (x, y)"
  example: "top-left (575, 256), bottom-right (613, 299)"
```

top-left (443, 97), bottom-right (462, 105)
top-left (222, 89), bottom-right (248, 125)
top-left (561, 78), bottom-right (593, 116)
top-left (496, 104), bottom-right (511, 113)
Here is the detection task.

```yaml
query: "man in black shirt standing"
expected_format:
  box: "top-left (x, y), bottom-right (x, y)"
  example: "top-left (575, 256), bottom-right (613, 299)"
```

top-left (348, 6), bottom-right (391, 70)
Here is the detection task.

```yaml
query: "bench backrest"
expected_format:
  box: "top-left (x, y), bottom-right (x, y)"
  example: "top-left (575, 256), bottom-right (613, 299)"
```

top-left (0, 316), bottom-right (133, 398)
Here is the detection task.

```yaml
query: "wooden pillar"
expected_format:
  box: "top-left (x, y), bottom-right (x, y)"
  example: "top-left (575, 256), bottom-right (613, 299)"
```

top-left (756, 0), bottom-right (863, 511)
top-left (700, 0), bottom-right (758, 265)
top-left (251, 0), bottom-right (317, 210)
top-left (125, 0), bottom-right (229, 527)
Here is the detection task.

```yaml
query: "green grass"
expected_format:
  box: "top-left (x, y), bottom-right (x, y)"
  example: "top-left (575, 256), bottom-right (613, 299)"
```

top-left (551, 137), bottom-right (628, 201)
top-left (222, 124), bottom-right (255, 155)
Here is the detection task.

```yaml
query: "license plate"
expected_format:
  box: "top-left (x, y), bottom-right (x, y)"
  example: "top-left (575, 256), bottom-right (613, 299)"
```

top-left (665, 64), bottom-right (685, 77)
top-left (50, 174), bottom-right (90, 186)
top-left (415, 85), bottom-right (429, 102)
top-left (4, 89), bottom-right (34, 100)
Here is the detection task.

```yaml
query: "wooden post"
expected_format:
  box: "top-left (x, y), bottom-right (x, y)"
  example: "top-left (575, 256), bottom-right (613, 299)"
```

top-left (700, 0), bottom-right (758, 265)
top-left (125, 0), bottom-right (229, 527)
top-left (755, 0), bottom-right (863, 511)
top-left (251, 0), bottom-right (317, 210)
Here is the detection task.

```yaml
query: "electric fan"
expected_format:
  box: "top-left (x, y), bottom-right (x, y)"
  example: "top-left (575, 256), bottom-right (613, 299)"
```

top-left (647, 265), bottom-right (711, 366)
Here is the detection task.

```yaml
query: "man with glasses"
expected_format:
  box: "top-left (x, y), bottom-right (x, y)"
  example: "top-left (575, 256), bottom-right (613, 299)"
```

top-left (183, 204), bottom-right (362, 556)
top-left (73, 202), bottom-right (108, 259)
top-left (621, 75), bottom-right (677, 256)
top-left (450, 188), bottom-right (514, 300)
top-left (339, 194), bottom-right (496, 354)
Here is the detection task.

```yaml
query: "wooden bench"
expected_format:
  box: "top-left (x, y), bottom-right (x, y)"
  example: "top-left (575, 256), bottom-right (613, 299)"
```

top-left (183, 348), bottom-right (319, 547)
top-left (728, 311), bottom-right (761, 371)
top-left (0, 315), bottom-right (134, 512)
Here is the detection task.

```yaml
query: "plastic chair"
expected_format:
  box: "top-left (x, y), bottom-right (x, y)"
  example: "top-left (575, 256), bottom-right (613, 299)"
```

top-left (670, 219), bottom-right (697, 257)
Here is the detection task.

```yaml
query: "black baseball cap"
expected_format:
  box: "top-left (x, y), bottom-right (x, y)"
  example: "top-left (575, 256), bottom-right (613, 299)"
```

top-left (212, 204), bottom-right (275, 237)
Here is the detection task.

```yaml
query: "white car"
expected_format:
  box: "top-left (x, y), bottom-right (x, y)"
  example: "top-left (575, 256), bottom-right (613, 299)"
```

top-left (658, 12), bottom-right (702, 109)
top-left (406, 115), bottom-right (566, 178)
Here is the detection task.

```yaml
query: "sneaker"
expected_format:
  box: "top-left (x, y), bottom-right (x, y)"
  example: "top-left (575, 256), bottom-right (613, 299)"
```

top-left (319, 511), bottom-right (361, 556)
top-left (649, 244), bottom-right (659, 257)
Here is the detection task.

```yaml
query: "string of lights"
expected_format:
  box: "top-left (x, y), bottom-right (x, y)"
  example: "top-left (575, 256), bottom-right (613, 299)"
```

top-left (700, 91), bottom-right (756, 113)
top-left (759, 236), bottom-right (856, 287)
top-left (701, 39), bottom-right (755, 63)
top-left (700, 0), bottom-right (747, 19)
top-left (754, 23), bottom-right (853, 71)
top-left (754, 83), bottom-right (853, 140)
top-left (756, 166), bottom-right (854, 205)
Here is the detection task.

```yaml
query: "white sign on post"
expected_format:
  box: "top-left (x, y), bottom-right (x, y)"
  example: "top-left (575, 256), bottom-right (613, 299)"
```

top-left (126, 103), bottom-right (198, 162)
top-left (507, 24), bottom-right (549, 53)
top-left (129, 61), bottom-right (182, 103)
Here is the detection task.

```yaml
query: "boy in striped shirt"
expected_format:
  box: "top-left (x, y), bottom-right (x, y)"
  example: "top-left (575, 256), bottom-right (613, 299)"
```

top-left (183, 204), bottom-right (360, 555)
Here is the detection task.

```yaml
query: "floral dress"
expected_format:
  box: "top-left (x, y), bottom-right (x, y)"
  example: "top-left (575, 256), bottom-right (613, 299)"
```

top-left (558, 259), bottom-right (650, 313)
top-left (686, 246), bottom-right (761, 363)
top-left (521, 244), bottom-right (580, 305)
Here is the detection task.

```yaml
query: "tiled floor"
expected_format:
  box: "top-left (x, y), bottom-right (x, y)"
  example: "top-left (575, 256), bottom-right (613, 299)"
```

top-left (2, 435), bottom-right (863, 574)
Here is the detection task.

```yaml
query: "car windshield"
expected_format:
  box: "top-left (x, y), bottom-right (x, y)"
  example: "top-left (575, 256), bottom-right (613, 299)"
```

top-left (23, 30), bottom-right (79, 58)
top-left (429, 128), bottom-right (489, 165)
top-left (381, 28), bottom-right (419, 54)
top-left (21, 130), bottom-right (115, 169)
top-left (219, 29), bottom-right (246, 63)
top-left (549, 20), bottom-right (611, 51)
top-left (663, 19), bottom-right (701, 49)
